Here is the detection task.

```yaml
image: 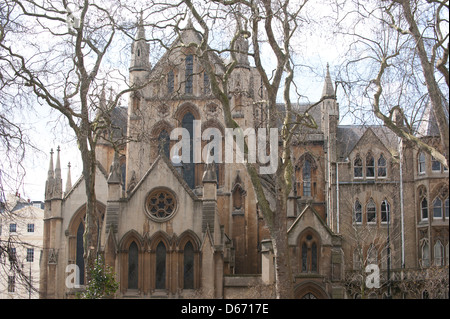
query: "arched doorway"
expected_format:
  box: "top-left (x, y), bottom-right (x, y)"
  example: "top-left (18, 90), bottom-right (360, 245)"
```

top-left (294, 282), bottom-right (329, 299)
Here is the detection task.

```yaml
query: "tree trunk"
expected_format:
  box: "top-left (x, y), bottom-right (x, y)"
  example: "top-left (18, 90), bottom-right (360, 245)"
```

top-left (79, 135), bottom-right (99, 284)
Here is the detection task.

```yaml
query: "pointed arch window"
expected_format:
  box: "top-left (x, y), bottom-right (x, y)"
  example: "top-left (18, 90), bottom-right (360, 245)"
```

top-left (158, 129), bottom-right (170, 159)
top-left (155, 242), bottom-right (167, 289)
top-left (168, 70), bottom-right (174, 93)
top-left (183, 241), bottom-right (194, 289)
top-left (418, 152), bottom-right (426, 174)
top-left (76, 222), bottom-right (85, 285)
top-left (185, 55), bottom-right (194, 94)
top-left (354, 156), bottom-right (363, 178)
top-left (366, 154), bottom-right (375, 178)
top-left (434, 240), bottom-right (444, 266)
top-left (300, 234), bottom-right (319, 273)
top-left (128, 241), bottom-right (139, 289)
top-left (354, 200), bottom-right (362, 224)
top-left (377, 154), bottom-right (387, 177)
top-left (303, 159), bottom-right (312, 197)
top-left (366, 199), bottom-right (376, 223)
top-left (381, 200), bottom-right (390, 223)
top-left (203, 72), bottom-right (210, 94)
top-left (182, 112), bottom-right (195, 189)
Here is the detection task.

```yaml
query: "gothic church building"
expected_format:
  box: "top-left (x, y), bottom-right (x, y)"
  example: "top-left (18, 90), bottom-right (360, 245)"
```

top-left (39, 19), bottom-right (449, 299)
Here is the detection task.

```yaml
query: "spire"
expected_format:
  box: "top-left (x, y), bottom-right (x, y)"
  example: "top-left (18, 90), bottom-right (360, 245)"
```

top-left (47, 148), bottom-right (54, 180)
top-left (53, 146), bottom-right (63, 198)
top-left (321, 63), bottom-right (335, 99)
top-left (129, 10), bottom-right (150, 72)
top-left (55, 146), bottom-right (61, 179)
top-left (65, 162), bottom-right (72, 193)
top-left (45, 148), bottom-right (55, 200)
top-left (137, 10), bottom-right (145, 40)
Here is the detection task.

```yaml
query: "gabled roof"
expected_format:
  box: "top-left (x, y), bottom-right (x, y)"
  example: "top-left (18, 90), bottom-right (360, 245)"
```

top-left (336, 125), bottom-right (399, 160)
top-left (127, 153), bottom-right (199, 201)
top-left (287, 203), bottom-right (334, 238)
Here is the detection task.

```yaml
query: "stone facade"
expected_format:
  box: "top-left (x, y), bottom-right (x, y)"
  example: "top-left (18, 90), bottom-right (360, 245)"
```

top-left (39, 19), bottom-right (449, 299)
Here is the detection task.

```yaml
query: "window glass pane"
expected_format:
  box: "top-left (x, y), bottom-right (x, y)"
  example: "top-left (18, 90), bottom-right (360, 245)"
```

top-left (366, 155), bottom-right (375, 178)
top-left (182, 112), bottom-right (195, 189)
top-left (419, 153), bottom-right (426, 173)
top-left (128, 242), bottom-right (138, 289)
top-left (367, 200), bottom-right (376, 223)
top-left (381, 200), bottom-right (390, 223)
top-left (155, 242), bottom-right (166, 289)
top-left (433, 198), bottom-right (442, 218)
top-left (378, 155), bottom-right (386, 177)
top-left (303, 160), bottom-right (311, 197)
top-left (354, 157), bottom-right (362, 178)
top-left (167, 70), bottom-right (174, 93)
top-left (421, 198), bottom-right (428, 220)
top-left (431, 157), bottom-right (441, 171)
top-left (311, 242), bottom-right (317, 272)
top-left (158, 129), bottom-right (170, 159)
top-left (184, 242), bottom-right (194, 289)
top-left (26, 248), bottom-right (34, 262)
top-left (354, 201), bottom-right (362, 223)
top-left (301, 243), bottom-right (307, 273)
top-left (185, 55), bottom-right (193, 94)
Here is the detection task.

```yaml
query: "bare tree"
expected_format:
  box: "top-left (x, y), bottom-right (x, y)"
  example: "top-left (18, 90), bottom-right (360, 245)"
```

top-left (334, 0), bottom-right (449, 167)
top-left (178, 0), bottom-right (319, 298)
top-left (0, 0), bottom-right (151, 283)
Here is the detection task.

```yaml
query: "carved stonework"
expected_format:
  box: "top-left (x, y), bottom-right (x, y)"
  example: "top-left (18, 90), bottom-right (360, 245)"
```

top-left (157, 103), bottom-right (169, 118)
top-left (48, 249), bottom-right (58, 264)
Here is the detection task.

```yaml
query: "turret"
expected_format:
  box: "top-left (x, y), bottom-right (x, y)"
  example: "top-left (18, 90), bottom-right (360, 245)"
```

top-left (129, 11), bottom-right (150, 74)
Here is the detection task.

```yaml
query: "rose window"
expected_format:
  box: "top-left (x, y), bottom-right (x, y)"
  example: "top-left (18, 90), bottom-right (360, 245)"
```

top-left (145, 189), bottom-right (177, 221)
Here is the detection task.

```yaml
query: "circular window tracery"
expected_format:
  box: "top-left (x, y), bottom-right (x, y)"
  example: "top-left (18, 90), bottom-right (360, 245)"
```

top-left (145, 188), bottom-right (177, 222)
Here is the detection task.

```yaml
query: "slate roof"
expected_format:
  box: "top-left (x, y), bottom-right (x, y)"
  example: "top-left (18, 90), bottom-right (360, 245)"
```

top-left (336, 125), bottom-right (399, 161)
